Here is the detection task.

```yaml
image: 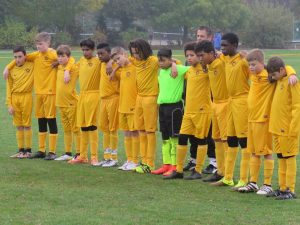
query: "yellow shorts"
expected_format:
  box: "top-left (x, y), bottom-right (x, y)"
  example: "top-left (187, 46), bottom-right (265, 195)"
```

top-left (248, 122), bottom-right (272, 155)
top-left (180, 113), bottom-right (211, 139)
top-left (99, 96), bottom-right (119, 132)
top-left (35, 94), bottom-right (56, 118)
top-left (212, 101), bottom-right (228, 140)
top-left (119, 113), bottom-right (135, 131)
top-left (227, 97), bottom-right (248, 138)
top-left (11, 93), bottom-right (33, 127)
top-left (59, 107), bottom-right (79, 132)
top-left (134, 95), bottom-right (158, 132)
top-left (77, 92), bottom-right (100, 127)
top-left (274, 135), bottom-right (299, 157)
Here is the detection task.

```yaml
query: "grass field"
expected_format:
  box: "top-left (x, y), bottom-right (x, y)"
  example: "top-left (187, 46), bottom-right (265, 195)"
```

top-left (1, 49), bottom-right (300, 225)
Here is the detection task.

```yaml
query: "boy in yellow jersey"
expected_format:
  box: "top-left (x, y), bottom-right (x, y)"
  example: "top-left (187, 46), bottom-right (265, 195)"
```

top-left (6, 46), bottom-right (34, 159)
top-left (165, 42), bottom-right (212, 180)
top-left (267, 57), bottom-right (300, 200)
top-left (68, 39), bottom-right (101, 165)
top-left (4, 32), bottom-right (74, 160)
top-left (94, 43), bottom-right (120, 168)
top-left (211, 33), bottom-right (250, 189)
top-left (194, 40), bottom-right (228, 183)
top-left (110, 47), bottom-right (139, 171)
top-left (54, 45), bottom-right (81, 161)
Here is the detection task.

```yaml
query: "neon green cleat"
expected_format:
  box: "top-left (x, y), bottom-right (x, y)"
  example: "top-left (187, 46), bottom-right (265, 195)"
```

top-left (210, 178), bottom-right (234, 187)
top-left (135, 164), bottom-right (153, 174)
top-left (231, 180), bottom-right (247, 191)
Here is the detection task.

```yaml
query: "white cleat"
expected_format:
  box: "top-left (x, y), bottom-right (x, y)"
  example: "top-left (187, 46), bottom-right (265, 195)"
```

top-left (123, 162), bottom-right (139, 171)
top-left (102, 159), bottom-right (118, 168)
top-left (55, 154), bottom-right (73, 161)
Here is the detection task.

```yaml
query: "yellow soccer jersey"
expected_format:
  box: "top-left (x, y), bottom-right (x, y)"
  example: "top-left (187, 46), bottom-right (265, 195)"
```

top-left (224, 53), bottom-right (250, 97)
top-left (131, 56), bottom-right (159, 96)
top-left (207, 58), bottom-right (228, 102)
top-left (185, 64), bottom-right (211, 114)
top-left (269, 66), bottom-right (300, 137)
top-left (56, 63), bottom-right (79, 107)
top-left (99, 62), bottom-right (120, 98)
top-left (6, 61), bottom-right (34, 107)
top-left (78, 56), bottom-right (101, 92)
top-left (248, 69), bottom-right (276, 122)
top-left (119, 63), bottom-right (137, 113)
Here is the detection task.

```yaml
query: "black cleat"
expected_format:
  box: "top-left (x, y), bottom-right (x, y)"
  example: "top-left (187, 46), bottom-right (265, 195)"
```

top-left (275, 189), bottom-right (297, 200)
top-left (184, 170), bottom-right (202, 180)
top-left (44, 152), bottom-right (57, 160)
top-left (163, 171), bottom-right (184, 180)
top-left (266, 189), bottom-right (282, 197)
top-left (202, 172), bottom-right (223, 182)
top-left (202, 164), bottom-right (217, 174)
top-left (29, 151), bottom-right (46, 159)
top-left (183, 160), bottom-right (196, 171)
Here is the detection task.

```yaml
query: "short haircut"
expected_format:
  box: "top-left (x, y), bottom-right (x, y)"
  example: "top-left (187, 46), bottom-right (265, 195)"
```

top-left (194, 40), bottom-right (215, 53)
top-left (80, 39), bottom-right (95, 49)
top-left (184, 41), bottom-right (197, 54)
top-left (111, 47), bottom-right (126, 58)
top-left (35, 32), bottom-right (51, 43)
top-left (246, 49), bottom-right (264, 63)
top-left (128, 39), bottom-right (153, 60)
top-left (97, 43), bottom-right (111, 52)
top-left (56, 45), bottom-right (71, 57)
top-left (266, 56), bottom-right (285, 73)
top-left (221, 33), bottom-right (239, 46)
top-left (197, 26), bottom-right (213, 37)
top-left (157, 48), bottom-right (172, 59)
top-left (13, 46), bottom-right (26, 55)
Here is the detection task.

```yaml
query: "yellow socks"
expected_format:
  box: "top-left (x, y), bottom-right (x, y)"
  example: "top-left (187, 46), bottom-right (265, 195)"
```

top-left (194, 145), bottom-right (208, 173)
top-left (38, 132), bottom-right (47, 153)
top-left (16, 130), bottom-right (24, 150)
top-left (263, 159), bottom-right (274, 186)
top-left (146, 132), bottom-right (156, 168)
top-left (74, 131), bottom-right (81, 154)
top-left (49, 134), bottom-right (58, 154)
top-left (250, 156), bottom-right (261, 183)
top-left (224, 147), bottom-right (238, 181)
top-left (80, 131), bottom-right (89, 160)
top-left (24, 129), bottom-right (32, 150)
top-left (286, 156), bottom-right (297, 193)
top-left (215, 141), bottom-right (225, 176)
top-left (132, 136), bottom-right (139, 164)
top-left (139, 132), bottom-right (147, 164)
top-left (103, 131), bottom-right (110, 150)
top-left (176, 145), bottom-right (188, 173)
top-left (89, 130), bottom-right (98, 161)
top-left (124, 136), bottom-right (132, 162)
top-left (110, 131), bottom-right (118, 161)
top-left (278, 158), bottom-right (287, 191)
top-left (239, 149), bottom-right (251, 183)
top-left (64, 131), bottom-right (72, 153)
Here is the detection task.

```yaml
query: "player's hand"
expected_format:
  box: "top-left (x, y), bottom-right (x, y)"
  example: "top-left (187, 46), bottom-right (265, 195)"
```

top-left (51, 61), bottom-right (59, 68)
top-left (8, 106), bottom-right (14, 115)
top-left (239, 50), bottom-right (248, 58)
top-left (64, 70), bottom-right (71, 84)
top-left (288, 74), bottom-right (298, 86)
top-left (171, 62), bottom-right (178, 78)
top-left (3, 67), bottom-right (9, 80)
top-left (106, 60), bottom-right (113, 75)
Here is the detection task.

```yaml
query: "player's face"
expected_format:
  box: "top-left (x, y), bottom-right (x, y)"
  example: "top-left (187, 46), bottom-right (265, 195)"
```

top-left (158, 56), bottom-right (172, 69)
top-left (249, 60), bottom-right (264, 74)
top-left (131, 48), bottom-right (141, 60)
top-left (81, 46), bottom-right (94, 59)
top-left (57, 54), bottom-right (69, 65)
top-left (185, 50), bottom-right (199, 66)
top-left (268, 67), bottom-right (286, 81)
top-left (36, 41), bottom-right (49, 53)
top-left (113, 54), bottom-right (127, 67)
top-left (196, 29), bottom-right (212, 42)
top-left (97, 49), bottom-right (110, 62)
top-left (14, 51), bottom-right (26, 66)
top-left (221, 40), bottom-right (236, 56)
top-left (196, 51), bottom-right (214, 66)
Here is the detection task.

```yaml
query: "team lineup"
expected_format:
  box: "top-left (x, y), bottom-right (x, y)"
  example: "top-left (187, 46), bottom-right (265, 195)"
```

top-left (4, 26), bottom-right (300, 201)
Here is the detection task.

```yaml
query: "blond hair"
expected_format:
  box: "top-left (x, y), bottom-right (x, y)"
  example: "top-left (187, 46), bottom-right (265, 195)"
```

top-left (35, 32), bottom-right (51, 43)
top-left (111, 47), bottom-right (127, 58)
top-left (246, 49), bottom-right (265, 63)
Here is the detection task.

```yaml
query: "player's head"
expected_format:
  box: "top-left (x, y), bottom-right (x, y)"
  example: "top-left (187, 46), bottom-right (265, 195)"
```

top-left (128, 39), bottom-right (153, 60)
top-left (13, 46), bottom-right (26, 67)
top-left (196, 26), bottom-right (213, 42)
top-left (35, 32), bottom-right (51, 53)
top-left (97, 43), bottom-right (111, 63)
top-left (266, 56), bottom-right (286, 82)
top-left (111, 47), bottom-right (128, 67)
top-left (194, 40), bottom-right (215, 66)
top-left (157, 48), bottom-right (172, 69)
top-left (184, 42), bottom-right (198, 66)
top-left (80, 39), bottom-right (95, 59)
top-left (57, 45), bottom-right (71, 66)
top-left (221, 32), bottom-right (239, 56)
top-left (246, 49), bottom-right (265, 74)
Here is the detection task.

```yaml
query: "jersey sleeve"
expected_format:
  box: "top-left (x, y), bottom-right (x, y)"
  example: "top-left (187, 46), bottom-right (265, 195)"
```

top-left (289, 83), bottom-right (300, 137)
top-left (6, 76), bottom-right (13, 107)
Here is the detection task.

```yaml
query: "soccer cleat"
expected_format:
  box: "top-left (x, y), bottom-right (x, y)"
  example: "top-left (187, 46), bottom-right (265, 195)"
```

top-left (231, 180), bottom-right (247, 191)
top-left (163, 165), bottom-right (177, 176)
top-left (123, 162), bottom-right (139, 171)
top-left (275, 189), bottom-right (297, 200)
top-left (151, 164), bottom-right (171, 175)
top-left (92, 159), bottom-right (109, 167)
top-left (68, 157), bottom-right (88, 164)
top-left (118, 161), bottom-right (129, 170)
top-left (183, 159), bottom-right (196, 171)
top-left (29, 151), bottom-right (46, 159)
top-left (202, 164), bottom-right (217, 174)
top-left (17, 152), bottom-right (28, 159)
top-left (266, 189), bottom-right (282, 197)
top-left (22, 152), bottom-right (32, 159)
top-left (163, 170), bottom-right (184, 179)
top-left (202, 172), bottom-right (224, 182)
top-left (10, 150), bottom-right (24, 158)
top-left (184, 170), bottom-right (202, 180)
top-left (55, 154), bottom-right (73, 161)
top-left (44, 152), bottom-right (57, 160)
top-left (73, 153), bottom-right (80, 160)
top-left (210, 178), bottom-right (234, 187)
top-left (238, 182), bottom-right (259, 193)
top-left (257, 185), bottom-right (273, 195)
top-left (102, 159), bottom-right (118, 168)
top-left (135, 164), bottom-right (153, 174)
top-left (90, 159), bottom-right (99, 166)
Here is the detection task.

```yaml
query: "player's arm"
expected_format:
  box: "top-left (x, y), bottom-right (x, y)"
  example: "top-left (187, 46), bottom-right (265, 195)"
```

top-left (286, 66), bottom-right (298, 86)
top-left (109, 65), bottom-right (121, 81)
top-left (6, 77), bottom-right (14, 115)
top-left (288, 84), bottom-right (300, 137)
top-left (63, 57), bottom-right (76, 84)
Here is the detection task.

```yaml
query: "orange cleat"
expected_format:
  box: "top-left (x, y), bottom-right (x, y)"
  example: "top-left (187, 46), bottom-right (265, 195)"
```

top-left (68, 157), bottom-right (88, 164)
top-left (151, 164), bottom-right (171, 175)
top-left (163, 165), bottom-right (177, 176)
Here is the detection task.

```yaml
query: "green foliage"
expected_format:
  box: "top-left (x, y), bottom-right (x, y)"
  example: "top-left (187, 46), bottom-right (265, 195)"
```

top-left (51, 32), bottom-right (73, 48)
top-left (90, 29), bottom-right (108, 44)
top-left (120, 28), bottom-right (148, 46)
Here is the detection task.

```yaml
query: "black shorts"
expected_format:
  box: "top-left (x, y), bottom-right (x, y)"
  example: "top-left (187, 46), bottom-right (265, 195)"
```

top-left (159, 101), bottom-right (184, 140)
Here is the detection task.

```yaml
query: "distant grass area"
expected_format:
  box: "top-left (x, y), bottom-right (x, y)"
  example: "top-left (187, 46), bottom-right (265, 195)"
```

top-left (0, 50), bottom-right (300, 225)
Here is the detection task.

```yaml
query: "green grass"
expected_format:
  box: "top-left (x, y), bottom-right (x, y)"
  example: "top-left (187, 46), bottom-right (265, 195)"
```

top-left (1, 49), bottom-right (300, 225)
